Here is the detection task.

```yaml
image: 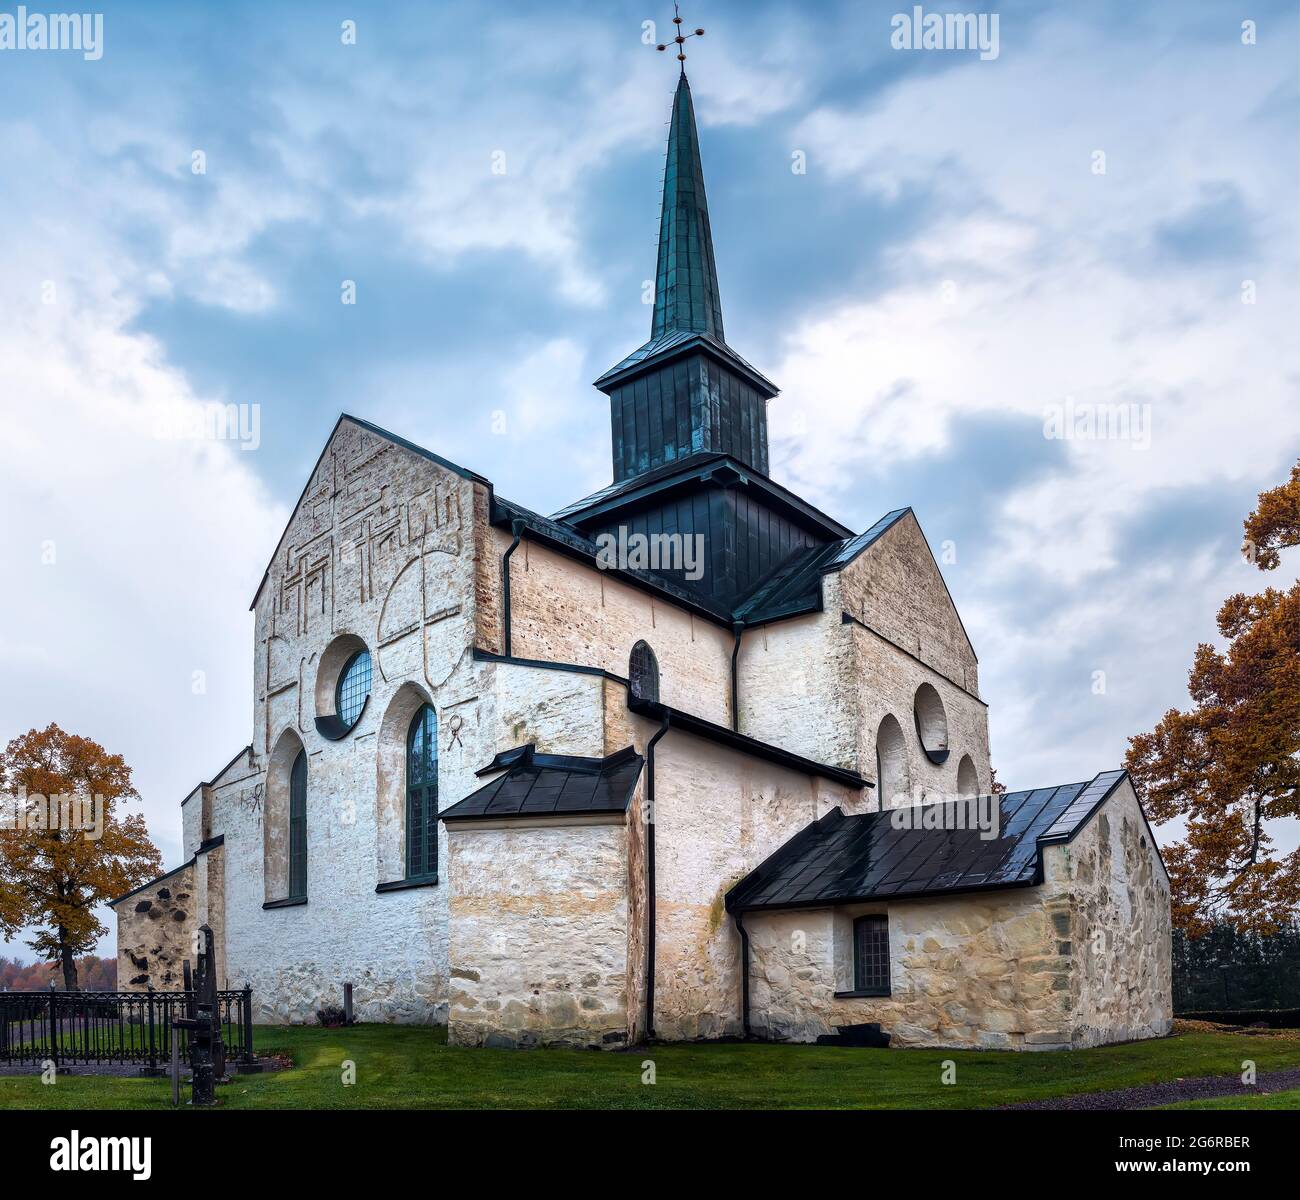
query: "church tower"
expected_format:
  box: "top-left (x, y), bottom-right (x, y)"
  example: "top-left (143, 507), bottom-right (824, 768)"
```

top-left (557, 71), bottom-right (851, 608)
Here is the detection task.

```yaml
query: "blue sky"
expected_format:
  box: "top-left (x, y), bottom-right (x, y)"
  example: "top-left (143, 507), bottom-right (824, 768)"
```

top-left (1, 0), bottom-right (1297, 956)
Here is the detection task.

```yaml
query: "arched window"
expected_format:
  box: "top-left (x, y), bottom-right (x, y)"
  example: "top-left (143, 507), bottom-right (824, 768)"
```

top-left (875, 714), bottom-right (912, 808)
top-left (629, 640), bottom-right (660, 703)
top-left (289, 749), bottom-right (308, 899)
top-left (406, 705), bottom-right (438, 880)
top-left (336, 649), bottom-right (372, 730)
top-left (956, 755), bottom-right (979, 800)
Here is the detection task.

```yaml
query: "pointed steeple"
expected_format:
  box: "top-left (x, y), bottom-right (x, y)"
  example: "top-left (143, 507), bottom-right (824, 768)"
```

top-left (651, 73), bottom-right (725, 343)
top-left (595, 66), bottom-right (778, 486)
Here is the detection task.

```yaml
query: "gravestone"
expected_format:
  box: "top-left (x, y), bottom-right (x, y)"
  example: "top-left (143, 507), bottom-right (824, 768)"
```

top-left (172, 924), bottom-right (225, 1106)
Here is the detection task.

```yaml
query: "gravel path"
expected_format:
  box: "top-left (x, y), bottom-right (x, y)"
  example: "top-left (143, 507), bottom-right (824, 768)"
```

top-left (1004, 1067), bottom-right (1300, 1110)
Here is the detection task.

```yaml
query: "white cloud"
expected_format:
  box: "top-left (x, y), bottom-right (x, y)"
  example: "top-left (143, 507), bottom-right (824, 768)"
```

top-left (0, 120), bottom-right (286, 956)
top-left (768, 16), bottom-right (1300, 798)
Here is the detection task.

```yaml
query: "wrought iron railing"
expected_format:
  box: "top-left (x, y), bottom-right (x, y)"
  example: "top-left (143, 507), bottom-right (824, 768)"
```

top-left (0, 985), bottom-right (254, 1069)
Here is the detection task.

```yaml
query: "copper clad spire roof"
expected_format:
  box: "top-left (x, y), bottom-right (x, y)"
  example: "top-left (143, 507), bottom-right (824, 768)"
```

top-left (651, 73), bottom-right (725, 343)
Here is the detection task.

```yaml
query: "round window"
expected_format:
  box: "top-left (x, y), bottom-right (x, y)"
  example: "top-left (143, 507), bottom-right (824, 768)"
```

top-left (336, 649), bottom-right (372, 728)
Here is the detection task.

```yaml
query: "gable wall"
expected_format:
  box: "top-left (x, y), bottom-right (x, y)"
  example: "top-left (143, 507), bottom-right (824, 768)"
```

top-left (203, 419), bottom-right (501, 1022)
top-left (1056, 778), bottom-right (1173, 1046)
top-left (838, 512), bottom-right (978, 694)
top-left (833, 516), bottom-right (990, 802)
top-left (737, 609), bottom-right (860, 772)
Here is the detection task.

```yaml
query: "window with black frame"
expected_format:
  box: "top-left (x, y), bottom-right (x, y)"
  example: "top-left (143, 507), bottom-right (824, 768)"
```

top-left (853, 914), bottom-right (890, 995)
top-left (629, 639), bottom-right (659, 702)
top-left (289, 748), bottom-right (308, 899)
top-left (406, 704), bottom-right (438, 880)
top-left (336, 649), bottom-right (372, 730)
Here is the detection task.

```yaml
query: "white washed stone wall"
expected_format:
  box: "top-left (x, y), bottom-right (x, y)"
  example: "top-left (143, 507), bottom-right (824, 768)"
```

top-left (208, 418), bottom-right (501, 1023)
top-left (650, 735), bottom-right (866, 1040)
top-left (838, 512), bottom-right (979, 694)
top-left (738, 610), bottom-right (858, 770)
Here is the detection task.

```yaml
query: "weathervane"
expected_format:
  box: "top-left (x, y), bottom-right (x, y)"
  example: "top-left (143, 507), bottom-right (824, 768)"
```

top-left (656, 3), bottom-right (704, 71)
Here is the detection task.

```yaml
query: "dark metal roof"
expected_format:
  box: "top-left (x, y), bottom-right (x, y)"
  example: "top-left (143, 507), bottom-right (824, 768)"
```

top-left (594, 329), bottom-right (776, 395)
top-left (551, 451), bottom-right (729, 521)
top-left (491, 494), bottom-right (735, 623)
top-left (628, 696), bottom-right (870, 790)
top-left (726, 770), bottom-right (1129, 912)
top-left (440, 744), bottom-right (644, 823)
top-left (550, 453), bottom-right (853, 541)
top-left (733, 508), bottom-right (911, 625)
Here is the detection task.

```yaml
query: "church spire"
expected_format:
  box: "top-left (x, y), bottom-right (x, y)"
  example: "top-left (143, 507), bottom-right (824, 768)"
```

top-left (651, 72), bottom-right (725, 343)
top-left (593, 23), bottom-right (778, 487)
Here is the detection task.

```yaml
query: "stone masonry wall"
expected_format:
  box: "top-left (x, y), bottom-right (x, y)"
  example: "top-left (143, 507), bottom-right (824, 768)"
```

top-left (837, 511), bottom-right (979, 694)
top-left (742, 783), bottom-right (1172, 1049)
top-left (447, 820), bottom-right (630, 1049)
top-left (115, 864), bottom-right (197, 991)
top-left (1064, 778), bottom-right (1173, 1046)
top-left (739, 519), bottom-right (990, 802)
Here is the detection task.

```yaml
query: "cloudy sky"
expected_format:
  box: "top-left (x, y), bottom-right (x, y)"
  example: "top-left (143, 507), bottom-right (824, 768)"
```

top-left (1, 0), bottom-right (1296, 956)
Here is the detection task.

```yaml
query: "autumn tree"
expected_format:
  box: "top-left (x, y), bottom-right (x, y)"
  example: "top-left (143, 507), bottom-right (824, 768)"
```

top-left (0, 725), bottom-right (161, 989)
top-left (1126, 462), bottom-right (1300, 936)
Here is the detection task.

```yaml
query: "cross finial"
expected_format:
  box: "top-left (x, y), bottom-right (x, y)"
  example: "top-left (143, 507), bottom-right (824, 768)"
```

top-left (655, 3), bottom-right (704, 72)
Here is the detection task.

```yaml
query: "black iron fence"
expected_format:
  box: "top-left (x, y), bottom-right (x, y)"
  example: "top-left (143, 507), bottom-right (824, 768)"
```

top-left (0, 986), bottom-right (254, 1069)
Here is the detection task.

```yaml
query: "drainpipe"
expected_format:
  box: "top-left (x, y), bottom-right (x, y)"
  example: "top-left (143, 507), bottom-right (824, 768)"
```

top-left (500, 519), bottom-right (525, 656)
top-left (730, 621), bottom-right (745, 732)
top-left (644, 713), bottom-right (671, 1041)
top-left (733, 911), bottom-right (752, 1038)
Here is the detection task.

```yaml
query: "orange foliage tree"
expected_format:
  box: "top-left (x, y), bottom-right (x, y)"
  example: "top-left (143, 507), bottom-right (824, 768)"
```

top-left (0, 725), bottom-right (161, 989)
top-left (1126, 463), bottom-right (1300, 936)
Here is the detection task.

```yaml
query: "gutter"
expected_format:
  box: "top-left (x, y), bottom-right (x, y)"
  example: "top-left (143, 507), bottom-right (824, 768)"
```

top-left (500, 518), bottom-right (526, 655)
top-left (734, 912), bottom-right (752, 1038)
top-left (644, 713), bottom-right (671, 1041)
top-left (730, 621), bottom-right (745, 732)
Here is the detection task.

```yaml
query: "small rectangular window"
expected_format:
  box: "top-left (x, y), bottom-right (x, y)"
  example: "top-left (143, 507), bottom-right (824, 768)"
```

top-left (853, 915), bottom-right (890, 995)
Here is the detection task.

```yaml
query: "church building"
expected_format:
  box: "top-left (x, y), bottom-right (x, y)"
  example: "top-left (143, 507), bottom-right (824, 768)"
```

top-left (112, 69), bottom-right (1172, 1052)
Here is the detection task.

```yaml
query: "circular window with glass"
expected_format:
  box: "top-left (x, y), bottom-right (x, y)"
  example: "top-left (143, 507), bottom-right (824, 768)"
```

top-left (336, 649), bottom-right (372, 731)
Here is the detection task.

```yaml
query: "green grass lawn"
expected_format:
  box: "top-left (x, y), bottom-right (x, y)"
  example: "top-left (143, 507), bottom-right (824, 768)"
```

top-left (2, 1025), bottom-right (1297, 1110)
top-left (1161, 1087), bottom-right (1300, 1110)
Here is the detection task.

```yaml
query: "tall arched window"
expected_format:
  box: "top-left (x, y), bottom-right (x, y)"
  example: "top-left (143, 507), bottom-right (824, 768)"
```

top-left (629, 640), bottom-right (660, 703)
top-left (406, 704), bottom-right (438, 880)
top-left (289, 749), bottom-right (308, 899)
